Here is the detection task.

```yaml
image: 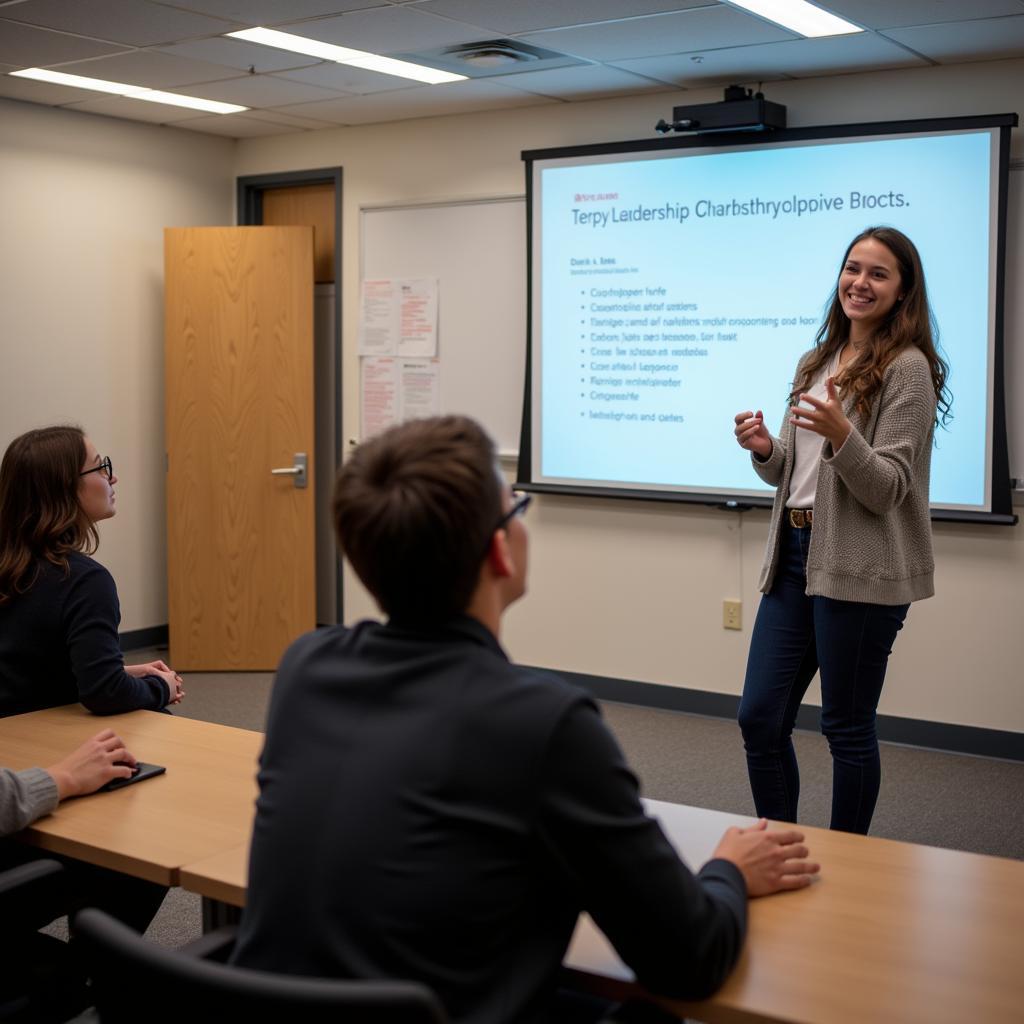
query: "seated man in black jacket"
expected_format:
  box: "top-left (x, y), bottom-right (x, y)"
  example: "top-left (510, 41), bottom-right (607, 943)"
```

top-left (232, 415), bottom-right (819, 1024)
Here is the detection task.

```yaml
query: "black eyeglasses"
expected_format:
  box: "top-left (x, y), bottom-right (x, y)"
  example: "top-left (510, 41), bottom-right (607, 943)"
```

top-left (493, 491), bottom-right (532, 534)
top-left (80, 456), bottom-right (113, 481)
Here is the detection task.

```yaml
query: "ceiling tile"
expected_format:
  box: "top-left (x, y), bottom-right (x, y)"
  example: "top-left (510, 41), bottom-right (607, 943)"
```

top-left (822, 0), bottom-right (1024, 31)
top-left (517, 6), bottom-right (795, 62)
top-left (275, 60), bottom-right (421, 94)
top-left (0, 18), bottom-right (130, 65)
top-left (58, 92), bottom-right (209, 122)
top-left (0, 0), bottom-right (241, 47)
top-left (490, 63), bottom-right (672, 101)
top-left (156, 1), bottom-right (388, 27)
top-left (882, 15), bottom-right (1024, 62)
top-left (271, 77), bottom-right (555, 125)
top-left (56, 48), bottom-right (245, 87)
top-left (157, 36), bottom-right (323, 72)
top-left (242, 106), bottom-right (340, 128)
top-left (416, 0), bottom-right (715, 35)
top-left (170, 71), bottom-right (347, 105)
top-left (637, 68), bottom-right (791, 92)
top-left (611, 32), bottom-right (928, 86)
top-left (174, 111), bottom-right (304, 136)
top-left (276, 4), bottom-right (485, 54)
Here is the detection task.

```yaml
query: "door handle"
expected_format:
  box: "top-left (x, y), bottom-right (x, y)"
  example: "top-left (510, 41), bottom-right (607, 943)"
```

top-left (271, 452), bottom-right (308, 489)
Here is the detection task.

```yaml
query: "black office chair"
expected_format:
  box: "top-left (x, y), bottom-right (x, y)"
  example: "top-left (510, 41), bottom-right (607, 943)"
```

top-left (0, 858), bottom-right (89, 1023)
top-left (0, 858), bottom-right (68, 939)
top-left (75, 907), bottom-right (449, 1023)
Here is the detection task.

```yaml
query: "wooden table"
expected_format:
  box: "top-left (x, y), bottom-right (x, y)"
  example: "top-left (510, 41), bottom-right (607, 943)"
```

top-left (0, 706), bottom-right (261, 885)
top-left (179, 843), bottom-right (249, 908)
top-left (567, 799), bottom-right (1024, 1024)
top-left (179, 797), bottom-right (1024, 1024)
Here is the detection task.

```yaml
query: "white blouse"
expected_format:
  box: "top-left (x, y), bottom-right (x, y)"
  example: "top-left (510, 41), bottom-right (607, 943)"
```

top-left (786, 351), bottom-right (840, 510)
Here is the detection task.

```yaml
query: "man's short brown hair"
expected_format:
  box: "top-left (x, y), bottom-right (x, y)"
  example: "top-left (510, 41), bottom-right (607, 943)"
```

top-left (332, 416), bottom-right (503, 624)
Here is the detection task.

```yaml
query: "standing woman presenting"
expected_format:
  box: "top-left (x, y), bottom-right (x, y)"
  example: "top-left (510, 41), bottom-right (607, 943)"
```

top-left (733, 226), bottom-right (949, 835)
top-left (0, 426), bottom-right (185, 717)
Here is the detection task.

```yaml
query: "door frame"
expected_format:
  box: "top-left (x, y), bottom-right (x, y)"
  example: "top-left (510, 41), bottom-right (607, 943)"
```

top-left (237, 168), bottom-right (344, 624)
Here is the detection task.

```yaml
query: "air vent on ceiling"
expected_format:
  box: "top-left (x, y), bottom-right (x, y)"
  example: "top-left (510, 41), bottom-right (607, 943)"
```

top-left (451, 42), bottom-right (541, 69)
top-left (394, 39), bottom-right (587, 79)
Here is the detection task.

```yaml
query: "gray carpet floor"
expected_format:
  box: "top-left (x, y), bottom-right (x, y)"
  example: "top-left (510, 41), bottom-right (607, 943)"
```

top-left (124, 646), bottom-right (1024, 950)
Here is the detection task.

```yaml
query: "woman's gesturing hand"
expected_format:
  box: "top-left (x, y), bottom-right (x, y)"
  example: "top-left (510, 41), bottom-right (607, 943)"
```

top-left (734, 410), bottom-right (772, 459)
top-left (790, 377), bottom-right (852, 452)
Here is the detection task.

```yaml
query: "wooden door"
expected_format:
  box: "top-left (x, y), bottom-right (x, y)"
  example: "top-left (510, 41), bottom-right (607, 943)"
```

top-left (165, 227), bottom-right (315, 670)
top-left (261, 182), bottom-right (336, 283)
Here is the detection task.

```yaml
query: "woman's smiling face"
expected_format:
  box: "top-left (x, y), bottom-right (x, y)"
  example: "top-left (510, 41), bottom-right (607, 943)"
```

top-left (839, 237), bottom-right (904, 339)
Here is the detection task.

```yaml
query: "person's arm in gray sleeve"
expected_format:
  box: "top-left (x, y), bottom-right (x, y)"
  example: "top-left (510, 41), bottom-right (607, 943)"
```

top-left (0, 767), bottom-right (58, 836)
top-left (1, 730), bottom-right (137, 836)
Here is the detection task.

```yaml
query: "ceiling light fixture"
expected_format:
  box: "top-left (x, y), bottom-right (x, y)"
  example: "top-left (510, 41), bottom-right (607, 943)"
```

top-left (226, 27), bottom-right (467, 85)
top-left (725, 0), bottom-right (862, 38)
top-left (10, 68), bottom-right (247, 113)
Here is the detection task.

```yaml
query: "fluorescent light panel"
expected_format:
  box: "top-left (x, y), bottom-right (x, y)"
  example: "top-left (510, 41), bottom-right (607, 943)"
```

top-left (227, 27), bottom-right (466, 85)
top-left (10, 68), bottom-right (247, 113)
top-left (726, 0), bottom-right (862, 37)
top-left (226, 27), bottom-right (365, 62)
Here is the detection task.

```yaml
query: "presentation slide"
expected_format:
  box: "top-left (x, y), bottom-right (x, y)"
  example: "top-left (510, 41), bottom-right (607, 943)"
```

top-left (529, 128), bottom-right (999, 511)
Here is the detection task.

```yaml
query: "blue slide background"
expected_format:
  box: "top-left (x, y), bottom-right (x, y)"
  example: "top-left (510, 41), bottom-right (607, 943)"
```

top-left (533, 130), bottom-right (993, 508)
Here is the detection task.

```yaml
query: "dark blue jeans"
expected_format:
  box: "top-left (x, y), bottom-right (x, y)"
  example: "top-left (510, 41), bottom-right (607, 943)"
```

top-left (738, 523), bottom-right (909, 834)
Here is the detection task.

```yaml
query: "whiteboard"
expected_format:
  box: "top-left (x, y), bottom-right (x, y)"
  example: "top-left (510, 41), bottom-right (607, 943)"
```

top-left (360, 197), bottom-right (526, 455)
top-left (1004, 161), bottom-right (1024, 486)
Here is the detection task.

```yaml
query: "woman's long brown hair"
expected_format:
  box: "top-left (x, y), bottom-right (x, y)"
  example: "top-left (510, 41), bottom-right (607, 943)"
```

top-left (791, 226), bottom-right (951, 425)
top-left (0, 426), bottom-right (99, 604)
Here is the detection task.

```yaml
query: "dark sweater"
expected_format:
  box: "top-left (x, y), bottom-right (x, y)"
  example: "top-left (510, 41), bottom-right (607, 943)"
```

top-left (232, 616), bottom-right (747, 1024)
top-left (0, 552), bottom-right (169, 717)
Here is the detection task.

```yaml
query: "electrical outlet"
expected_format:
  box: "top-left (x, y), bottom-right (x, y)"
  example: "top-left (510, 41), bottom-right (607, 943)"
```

top-left (723, 599), bottom-right (742, 631)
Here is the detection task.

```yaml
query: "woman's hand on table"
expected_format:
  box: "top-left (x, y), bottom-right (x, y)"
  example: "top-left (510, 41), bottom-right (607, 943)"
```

top-left (47, 729), bottom-right (137, 799)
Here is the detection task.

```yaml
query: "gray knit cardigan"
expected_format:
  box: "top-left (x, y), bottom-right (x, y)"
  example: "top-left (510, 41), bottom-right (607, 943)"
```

top-left (0, 766), bottom-right (58, 836)
top-left (753, 344), bottom-right (937, 605)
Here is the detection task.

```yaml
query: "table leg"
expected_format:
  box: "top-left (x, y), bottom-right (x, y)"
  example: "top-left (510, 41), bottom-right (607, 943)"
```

top-left (201, 896), bottom-right (242, 932)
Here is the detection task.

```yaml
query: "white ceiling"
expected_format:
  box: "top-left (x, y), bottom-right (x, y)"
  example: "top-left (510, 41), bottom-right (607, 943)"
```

top-left (0, 0), bottom-right (1022, 137)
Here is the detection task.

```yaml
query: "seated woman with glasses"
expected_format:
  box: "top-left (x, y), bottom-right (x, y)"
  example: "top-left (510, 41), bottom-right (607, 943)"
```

top-left (0, 426), bottom-right (185, 717)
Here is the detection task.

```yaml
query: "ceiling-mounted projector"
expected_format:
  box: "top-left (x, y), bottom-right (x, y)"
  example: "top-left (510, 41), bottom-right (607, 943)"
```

top-left (656, 85), bottom-right (787, 135)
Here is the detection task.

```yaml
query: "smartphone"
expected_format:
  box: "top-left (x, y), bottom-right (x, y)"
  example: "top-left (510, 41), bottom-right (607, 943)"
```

top-left (100, 762), bottom-right (166, 792)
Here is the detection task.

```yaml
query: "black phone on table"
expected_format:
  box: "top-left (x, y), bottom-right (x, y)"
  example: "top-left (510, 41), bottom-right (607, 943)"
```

top-left (99, 762), bottom-right (166, 792)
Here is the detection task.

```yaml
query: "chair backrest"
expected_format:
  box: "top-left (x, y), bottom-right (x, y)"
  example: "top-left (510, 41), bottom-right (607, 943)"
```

top-left (0, 859), bottom-right (80, 1020)
top-left (0, 858), bottom-right (67, 939)
top-left (75, 908), bottom-right (449, 1024)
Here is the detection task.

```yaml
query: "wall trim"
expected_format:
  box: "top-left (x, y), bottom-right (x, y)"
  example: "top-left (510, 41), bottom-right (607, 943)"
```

top-left (120, 625), bottom-right (169, 651)
top-left (537, 667), bottom-right (1024, 763)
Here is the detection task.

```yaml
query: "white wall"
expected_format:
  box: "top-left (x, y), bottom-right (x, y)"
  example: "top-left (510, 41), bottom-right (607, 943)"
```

top-left (236, 58), bottom-right (1024, 735)
top-left (0, 99), bottom-right (235, 631)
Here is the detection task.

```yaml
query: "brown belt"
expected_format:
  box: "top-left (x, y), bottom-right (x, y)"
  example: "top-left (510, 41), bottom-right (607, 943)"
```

top-left (788, 508), bottom-right (813, 529)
